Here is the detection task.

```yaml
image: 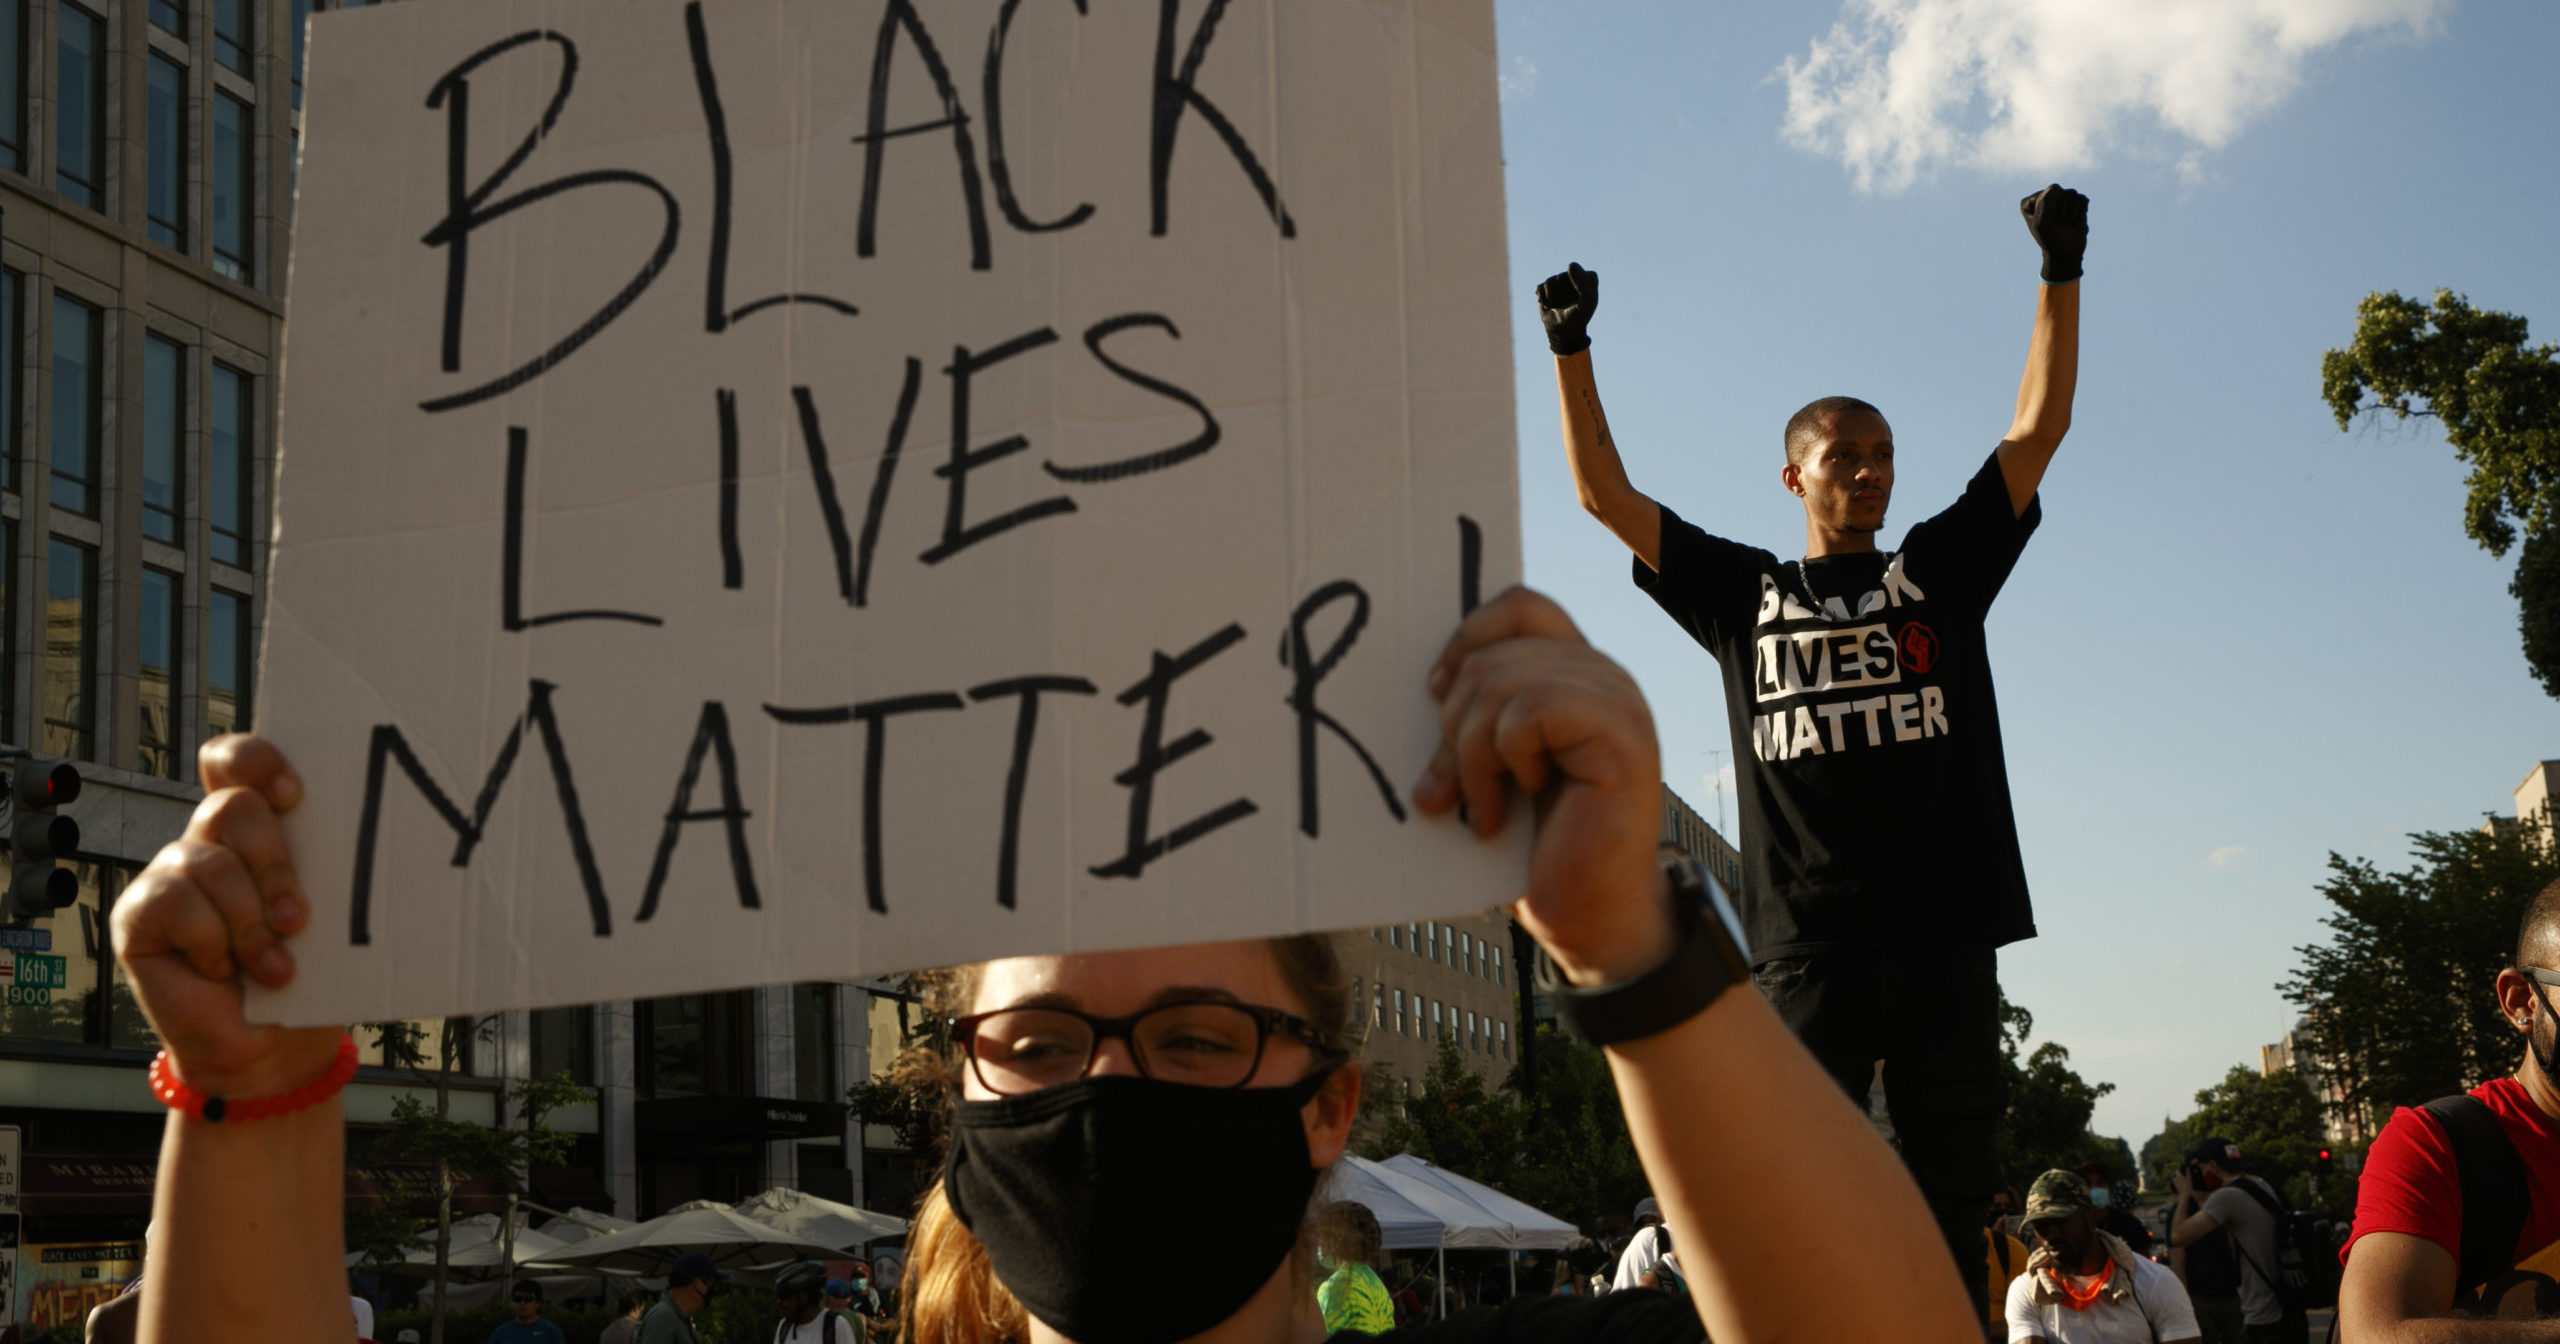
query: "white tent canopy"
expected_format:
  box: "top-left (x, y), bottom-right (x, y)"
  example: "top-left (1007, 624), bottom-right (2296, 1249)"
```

top-left (1321, 1157), bottom-right (1449, 1251)
top-left (1380, 1154), bottom-right (1578, 1250)
top-left (1332, 1155), bottom-right (1514, 1249)
top-left (733, 1186), bottom-right (908, 1250)
top-left (529, 1205), bottom-right (846, 1278)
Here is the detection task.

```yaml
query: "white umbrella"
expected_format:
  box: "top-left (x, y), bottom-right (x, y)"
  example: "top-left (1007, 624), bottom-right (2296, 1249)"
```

top-left (541, 1207), bottom-right (641, 1245)
top-left (732, 1187), bottom-right (908, 1251)
top-left (531, 1205), bottom-right (848, 1278)
top-left (354, 1213), bottom-right (571, 1280)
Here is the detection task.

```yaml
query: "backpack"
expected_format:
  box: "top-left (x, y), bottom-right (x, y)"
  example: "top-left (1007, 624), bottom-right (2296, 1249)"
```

top-left (2421, 1094), bottom-right (2532, 1312)
top-left (773, 1310), bottom-right (842, 1344)
top-left (2226, 1172), bottom-right (2339, 1333)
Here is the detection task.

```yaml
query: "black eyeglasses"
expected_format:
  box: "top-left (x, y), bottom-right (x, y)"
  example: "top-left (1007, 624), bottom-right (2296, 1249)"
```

top-left (951, 1000), bottom-right (1342, 1096)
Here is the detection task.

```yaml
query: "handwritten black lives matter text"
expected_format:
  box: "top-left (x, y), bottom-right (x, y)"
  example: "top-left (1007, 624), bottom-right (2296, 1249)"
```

top-left (345, 2), bottom-right (1476, 943)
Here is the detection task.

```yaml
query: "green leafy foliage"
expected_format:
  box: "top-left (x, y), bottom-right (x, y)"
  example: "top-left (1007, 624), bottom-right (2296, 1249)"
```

top-left (2281, 821), bottom-right (2559, 1135)
top-left (1993, 990), bottom-right (2133, 1194)
top-left (2322, 289), bottom-right (2560, 696)
top-left (2141, 1068), bottom-right (2347, 1217)
top-left (1355, 1025), bottom-right (1647, 1233)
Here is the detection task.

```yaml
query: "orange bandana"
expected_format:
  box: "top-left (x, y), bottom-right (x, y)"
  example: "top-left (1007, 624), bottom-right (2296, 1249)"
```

top-left (2046, 1257), bottom-right (2114, 1311)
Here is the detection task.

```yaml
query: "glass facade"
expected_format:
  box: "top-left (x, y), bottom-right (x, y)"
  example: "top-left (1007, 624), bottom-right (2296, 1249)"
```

top-left (151, 0), bottom-right (181, 34)
top-left (42, 538), bottom-right (95, 759)
top-left (213, 94), bottom-right (252, 283)
top-left (145, 336), bottom-right (185, 543)
top-left (140, 568), bottom-right (180, 778)
top-left (50, 295), bottom-right (98, 515)
top-left (148, 56), bottom-right (188, 250)
top-left (55, 2), bottom-right (104, 209)
top-left (532, 1006), bottom-right (596, 1086)
top-left (206, 587), bottom-right (249, 737)
top-left (793, 983), bottom-right (836, 1102)
top-left (213, 0), bottom-right (245, 72)
top-left (210, 362), bottom-right (251, 565)
top-left (0, 0), bottom-right (23, 171)
top-left (0, 270), bottom-right (17, 493)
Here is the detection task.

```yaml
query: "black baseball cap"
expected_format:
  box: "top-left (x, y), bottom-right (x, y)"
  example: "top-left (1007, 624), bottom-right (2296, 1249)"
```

top-left (669, 1252), bottom-right (730, 1285)
top-left (2185, 1136), bottom-right (2248, 1170)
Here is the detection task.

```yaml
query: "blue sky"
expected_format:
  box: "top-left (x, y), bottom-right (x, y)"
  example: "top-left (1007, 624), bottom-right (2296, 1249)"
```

top-left (1488, 0), bottom-right (2560, 1148)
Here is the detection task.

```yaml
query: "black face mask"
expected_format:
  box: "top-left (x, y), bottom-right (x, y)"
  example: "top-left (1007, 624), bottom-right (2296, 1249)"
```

top-left (944, 1069), bottom-right (1331, 1344)
top-left (2530, 981), bottom-right (2560, 1081)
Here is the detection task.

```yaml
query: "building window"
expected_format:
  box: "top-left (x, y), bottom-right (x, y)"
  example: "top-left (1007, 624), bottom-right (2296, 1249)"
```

top-left (638, 991), bottom-right (754, 1097)
top-left (205, 587), bottom-right (250, 737)
top-left (531, 1005), bottom-right (596, 1086)
top-left (1430, 1001), bottom-right (1441, 1037)
top-left (1492, 945), bottom-right (1503, 986)
top-left (49, 294), bottom-right (99, 515)
top-left (42, 538), bottom-right (94, 759)
top-left (147, 56), bottom-right (187, 250)
top-left (0, 269), bottom-right (19, 493)
top-left (55, 1), bottom-right (104, 209)
top-left (1392, 989), bottom-right (1404, 1036)
top-left (139, 567), bottom-right (180, 777)
top-left (213, 93), bottom-right (252, 283)
top-left (358, 1017), bottom-right (468, 1072)
top-left (212, 0), bottom-right (244, 72)
top-left (1404, 923), bottom-right (1417, 953)
top-left (1425, 921), bottom-right (1438, 964)
top-left (144, 335), bottom-right (184, 542)
top-left (0, 521), bottom-right (13, 743)
top-left (793, 982), bottom-right (836, 1102)
top-left (1466, 1010), bottom-right (1477, 1049)
top-left (290, 0), bottom-right (308, 106)
top-left (209, 361), bottom-right (251, 565)
top-left (0, 0), bottom-right (25, 172)
top-left (151, 0), bottom-right (180, 35)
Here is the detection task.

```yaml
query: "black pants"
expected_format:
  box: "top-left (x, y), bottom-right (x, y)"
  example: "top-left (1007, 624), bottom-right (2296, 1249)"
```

top-left (1753, 943), bottom-right (2007, 1322)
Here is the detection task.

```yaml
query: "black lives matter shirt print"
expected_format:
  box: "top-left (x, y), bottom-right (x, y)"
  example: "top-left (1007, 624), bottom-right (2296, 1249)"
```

top-left (1634, 451), bottom-right (2039, 963)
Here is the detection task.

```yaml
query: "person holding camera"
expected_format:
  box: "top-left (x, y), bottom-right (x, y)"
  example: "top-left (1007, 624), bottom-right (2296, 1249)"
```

top-left (2169, 1139), bottom-right (2285, 1344)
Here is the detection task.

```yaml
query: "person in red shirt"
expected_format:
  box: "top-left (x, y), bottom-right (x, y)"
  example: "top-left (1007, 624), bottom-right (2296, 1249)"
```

top-left (2339, 876), bottom-right (2560, 1336)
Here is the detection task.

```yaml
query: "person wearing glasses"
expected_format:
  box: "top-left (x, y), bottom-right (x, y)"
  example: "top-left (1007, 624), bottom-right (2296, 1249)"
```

top-left (110, 588), bottom-right (1978, 1344)
top-left (2337, 876), bottom-right (2560, 1337)
top-left (488, 1281), bottom-right (564, 1344)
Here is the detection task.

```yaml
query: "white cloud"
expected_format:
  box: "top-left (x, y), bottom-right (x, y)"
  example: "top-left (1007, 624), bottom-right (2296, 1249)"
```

top-left (1500, 55), bottom-right (1540, 102)
top-left (1700, 763), bottom-right (1737, 798)
top-left (1776, 0), bottom-right (2447, 192)
top-left (2208, 844), bottom-right (2249, 870)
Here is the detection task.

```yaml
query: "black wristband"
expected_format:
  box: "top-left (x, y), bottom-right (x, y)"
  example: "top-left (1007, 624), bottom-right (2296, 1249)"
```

top-left (1546, 857), bottom-right (1752, 1047)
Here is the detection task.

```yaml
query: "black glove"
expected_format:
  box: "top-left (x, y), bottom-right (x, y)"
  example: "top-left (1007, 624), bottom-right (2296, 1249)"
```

top-left (2020, 184), bottom-right (2088, 284)
top-left (1535, 263), bottom-right (1599, 357)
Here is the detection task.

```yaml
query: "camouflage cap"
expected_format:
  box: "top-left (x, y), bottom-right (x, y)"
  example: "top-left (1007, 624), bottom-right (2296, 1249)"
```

top-left (2021, 1169), bottom-right (2092, 1226)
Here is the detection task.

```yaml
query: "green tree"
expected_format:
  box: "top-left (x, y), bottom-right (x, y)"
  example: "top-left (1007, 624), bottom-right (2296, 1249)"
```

top-left (1994, 991), bottom-right (2132, 1194)
top-left (2322, 289), bottom-right (2560, 696)
top-left (2281, 821), bottom-right (2559, 1137)
top-left (359, 1018), bottom-right (595, 1344)
top-left (2144, 1067), bottom-right (2345, 1217)
top-left (1355, 1026), bottom-right (1648, 1234)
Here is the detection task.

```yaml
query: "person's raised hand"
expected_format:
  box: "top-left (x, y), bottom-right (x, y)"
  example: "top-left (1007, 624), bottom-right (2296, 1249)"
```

top-left (1535, 264), bottom-right (1600, 357)
top-left (2019, 184), bottom-right (2089, 284)
top-left (111, 734), bottom-right (343, 1098)
top-left (1413, 587), bottom-right (1670, 985)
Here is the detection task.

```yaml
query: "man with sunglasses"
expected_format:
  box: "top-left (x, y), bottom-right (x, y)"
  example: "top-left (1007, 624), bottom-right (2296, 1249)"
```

top-left (2338, 876), bottom-right (2560, 1336)
top-left (487, 1281), bottom-right (565, 1344)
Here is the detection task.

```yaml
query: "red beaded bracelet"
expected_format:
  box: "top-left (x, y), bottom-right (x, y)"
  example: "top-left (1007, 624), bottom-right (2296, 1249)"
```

top-left (148, 1033), bottom-right (360, 1122)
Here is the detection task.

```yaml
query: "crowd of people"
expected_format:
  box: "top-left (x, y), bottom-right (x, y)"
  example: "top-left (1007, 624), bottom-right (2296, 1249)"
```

top-left (73, 166), bottom-right (2558, 1344)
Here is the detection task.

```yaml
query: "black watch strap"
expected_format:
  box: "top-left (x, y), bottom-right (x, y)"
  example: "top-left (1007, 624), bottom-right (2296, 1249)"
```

top-left (1546, 856), bottom-right (1752, 1047)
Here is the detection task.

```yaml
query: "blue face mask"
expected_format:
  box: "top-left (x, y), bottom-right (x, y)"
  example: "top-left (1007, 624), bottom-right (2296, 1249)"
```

top-left (2089, 1187), bottom-right (2111, 1209)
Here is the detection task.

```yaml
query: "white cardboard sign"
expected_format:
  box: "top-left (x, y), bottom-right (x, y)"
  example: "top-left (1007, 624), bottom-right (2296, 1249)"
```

top-left (253, 0), bottom-right (1522, 1026)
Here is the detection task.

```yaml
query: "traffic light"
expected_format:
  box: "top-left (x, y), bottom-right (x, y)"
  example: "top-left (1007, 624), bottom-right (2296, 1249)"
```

top-left (5, 760), bottom-right (82, 921)
top-left (2316, 1148), bottom-right (2335, 1174)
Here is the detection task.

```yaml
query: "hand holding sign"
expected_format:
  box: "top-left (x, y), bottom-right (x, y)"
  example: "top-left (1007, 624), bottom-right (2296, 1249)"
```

top-left (1417, 588), bottom-right (1671, 987)
top-left (257, 0), bottom-right (1520, 1025)
top-left (112, 738), bottom-right (344, 1098)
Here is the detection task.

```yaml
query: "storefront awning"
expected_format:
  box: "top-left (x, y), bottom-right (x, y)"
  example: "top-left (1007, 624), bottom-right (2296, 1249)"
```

top-left (24, 1153), bottom-right (508, 1216)
top-left (636, 1096), bottom-right (847, 1141)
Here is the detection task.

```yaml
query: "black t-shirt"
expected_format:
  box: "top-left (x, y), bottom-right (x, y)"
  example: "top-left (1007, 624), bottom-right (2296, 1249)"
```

top-left (1632, 451), bottom-right (2039, 962)
top-left (1335, 1289), bottom-right (1701, 1343)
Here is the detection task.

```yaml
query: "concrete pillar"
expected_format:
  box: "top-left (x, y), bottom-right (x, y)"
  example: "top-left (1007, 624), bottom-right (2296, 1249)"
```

top-left (599, 1001), bottom-right (639, 1217)
top-left (758, 986), bottom-right (795, 1195)
top-left (840, 985), bottom-right (870, 1207)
